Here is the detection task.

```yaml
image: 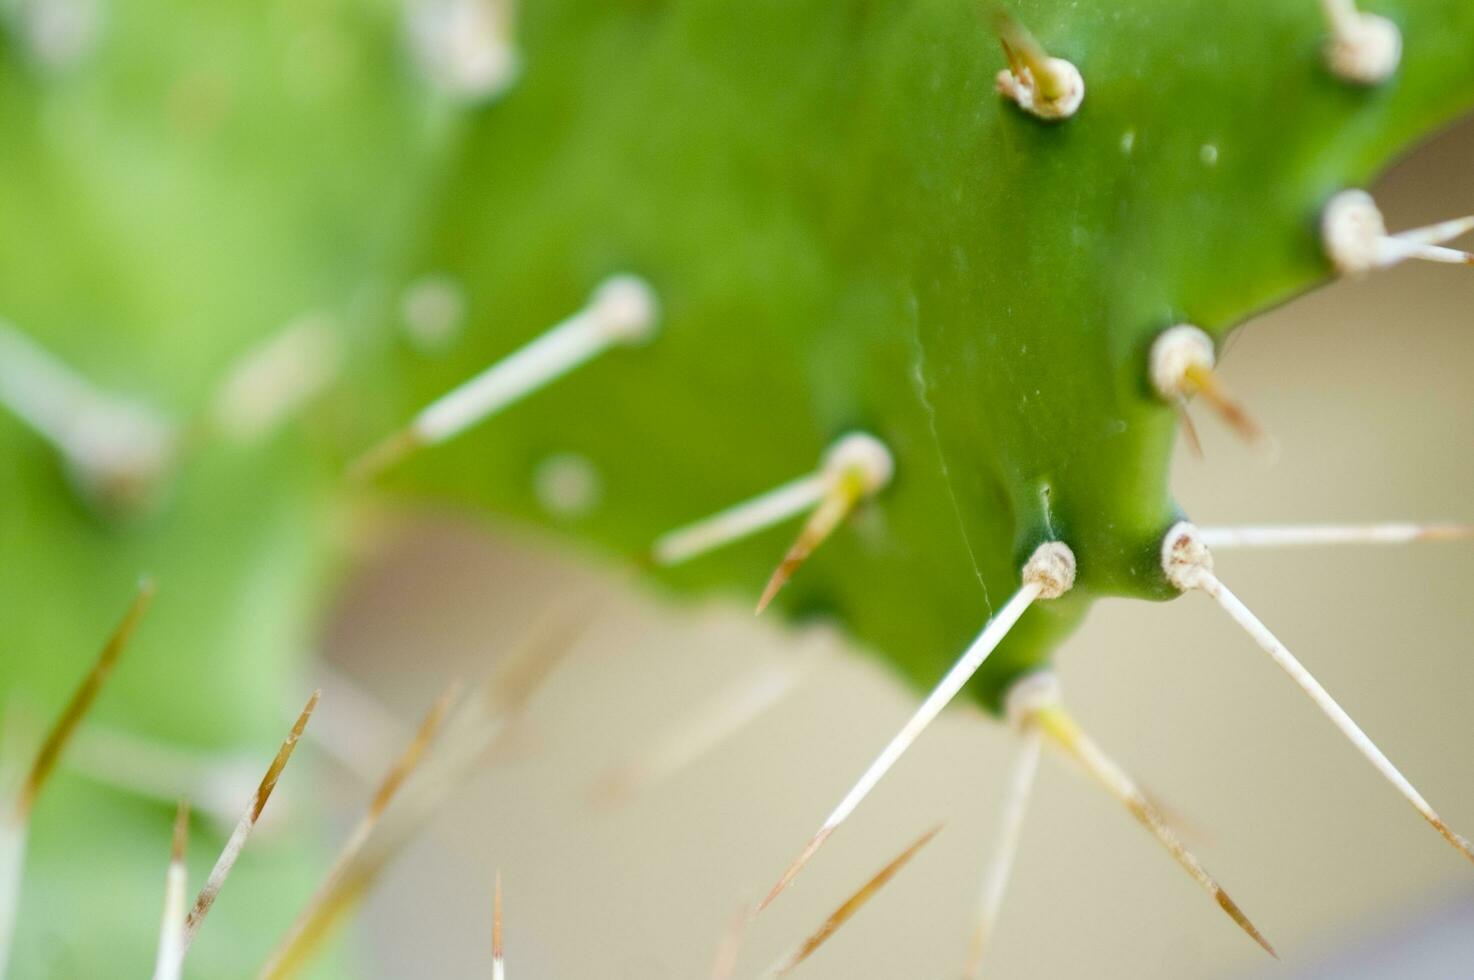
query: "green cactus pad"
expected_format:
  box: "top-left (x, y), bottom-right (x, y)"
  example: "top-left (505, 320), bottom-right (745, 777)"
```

top-left (375, 0), bottom-right (1474, 709)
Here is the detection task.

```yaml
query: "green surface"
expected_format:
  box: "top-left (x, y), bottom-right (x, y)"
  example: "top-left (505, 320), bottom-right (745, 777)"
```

top-left (1, 0), bottom-right (1472, 973)
top-left (379, 0), bottom-right (1474, 708)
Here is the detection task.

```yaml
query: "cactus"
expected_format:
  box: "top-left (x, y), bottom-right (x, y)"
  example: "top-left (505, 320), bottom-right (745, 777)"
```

top-left (1, 0), bottom-right (1473, 974)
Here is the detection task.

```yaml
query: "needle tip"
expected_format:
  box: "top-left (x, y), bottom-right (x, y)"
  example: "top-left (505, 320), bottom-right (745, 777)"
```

top-left (1424, 523), bottom-right (1474, 542)
top-left (756, 828), bottom-right (832, 915)
top-left (349, 429), bottom-right (421, 483)
top-left (1216, 890), bottom-right (1278, 958)
top-left (171, 797), bottom-right (190, 862)
top-left (754, 571), bottom-right (787, 615)
top-left (1426, 814), bottom-right (1474, 866)
top-left (493, 870), bottom-right (504, 961)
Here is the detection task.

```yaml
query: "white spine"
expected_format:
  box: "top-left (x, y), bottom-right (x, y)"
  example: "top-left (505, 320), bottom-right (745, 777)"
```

top-left (1200, 522), bottom-right (1468, 549)
top-left (651, 475), bottom-right (827, 566)
top-left (0, 815), bottom-right (26, 980)
top-left (1197, 571), bottom-right (1445, 832)
top-left (818, 580), bottom-right (1044, 835)
top-left (416, 308), bottom-right (607, 444)
top-left (413, 276), bottom-right (657, 445)
top-left (0, 322), bottom-right (100, 456)
top-left (151, 860), bottom-right (187, 980)
top-left (968, 728), bottom-right (1042, 974)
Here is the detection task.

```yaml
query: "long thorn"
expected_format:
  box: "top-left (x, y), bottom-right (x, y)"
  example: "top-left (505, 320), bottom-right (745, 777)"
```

top-left (1181, 364), bottom-right (1266, 446)
top-left (757, 543), bottom-right (1072, 913)
top-left (0, 718), bottom-right (32, 980)
top-left (257, 682), bottom-right (461, 980)
top-left (1400, 243), bottom-right (1474, 265)
top-left (651, 475), bottom-right (827, 567)
top-left (257, 612), bottom-right (583, 980)
top-left (152, 799), bottom-right (191, 980)
top-left (351, 276), bottom-right (657, 481)
top-left (307, 663), bottom-right (416, 785)
top-left (1324, 191), bottom-right (1473, 275)
top-left (16, 578), bottom-right (155, 818)
top-left (367, 682), bottom-right (462, 817)
top-left (964, 728), bottom-right (1042, 978)
top-left (185, 690), bottom-right (320, 951)
top-left (1396, 214), bottom-right (1474, 248)
top-left (763, 825), bottom-right (942, 978)
top-left (1189, 567), bottom-right (1474, 866)
top-left (347, 429), bottom-right (422, 483)
top-left (1200, 522), bottom-right (1473, 550)
top-left (1032, 704), bottom-right (1276, 957)
top-left (754, 434), bottom-right (893, 610)
top-left (66, 723), bottom-right (285, 835)
top-left (492, 871), bottom-right (504, 980)
top-left (654, 432), bottom-right (892, 579)
top-left (709, 903), bottom-right (750, 980)
top-left (597, 661), bottom-right (804, 806)
top-left (758, 584), bottom-right (1038, 912)
top-left (756, 479), bottom-right (862, 614)
top-left (0, 319), bottom-right (102, 453)
top-left (1319, 0), bottom-right (1400, 84)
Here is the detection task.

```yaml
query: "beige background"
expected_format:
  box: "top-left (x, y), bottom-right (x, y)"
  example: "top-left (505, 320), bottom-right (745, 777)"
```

top-left (312, 117), bottom-right (1474, 979)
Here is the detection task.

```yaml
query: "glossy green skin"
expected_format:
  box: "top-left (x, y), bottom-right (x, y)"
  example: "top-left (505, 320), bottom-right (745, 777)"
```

top-left (385, 0), bottom-right (1474, 709)
top-left (1, 0), bottom-right (1472, 972)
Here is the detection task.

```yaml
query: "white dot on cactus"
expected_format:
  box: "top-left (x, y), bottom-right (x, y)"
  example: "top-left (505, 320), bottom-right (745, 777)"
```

top-left (820, 432), bottom-right (894, 497)
top-left (400, 275), bottom-right (467, 353)
top-left (1148, 325), bottom-right (1215, 402)
top-left (1149, 324), bottom-right (1269, 448)
top-left (407, 0), bottom-right (520, 103)
top-left (1120, 129), bottom-right (1136, 155)
top-left (15, 0), bottom-right (102, 72)
top-left (1324, 7), bottom-right (1401, 86)
top-left (589, 274), bottom-right (660, 345)
top-left (1322, 189), bottom-right (1387, 275)
top-left (1322, 189), bottom-right (1474, 276)
top-left (212, 313), bottom-right (343, 442)
top-left (533, 453), bottom-right (603, 518)
top-left (990, 11), bottom-right (1083, 122)
top-left (1199, 144), bottom-right (1218, 167)
top-left (995, 57), bottom-right (1083, 121)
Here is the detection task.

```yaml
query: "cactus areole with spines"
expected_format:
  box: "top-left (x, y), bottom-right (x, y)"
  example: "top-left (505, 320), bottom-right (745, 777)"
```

top-left (382, 0), bottom-right (1474, 714)
top-left (3, 0), bottom-right (1474, 971)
